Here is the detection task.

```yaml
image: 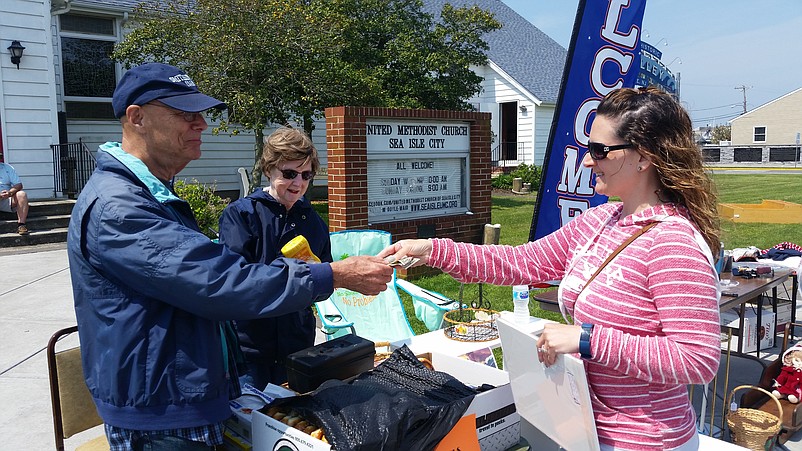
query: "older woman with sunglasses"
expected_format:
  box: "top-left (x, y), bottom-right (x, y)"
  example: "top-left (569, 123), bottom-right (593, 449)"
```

top-left (218, 127), bottom-right (331, 388)
top-left (380, 87), bottom-right (721, 450)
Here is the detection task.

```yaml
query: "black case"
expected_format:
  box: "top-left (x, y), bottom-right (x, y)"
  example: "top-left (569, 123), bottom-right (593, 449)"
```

top-left (285, 334), bottom-right (376, 393)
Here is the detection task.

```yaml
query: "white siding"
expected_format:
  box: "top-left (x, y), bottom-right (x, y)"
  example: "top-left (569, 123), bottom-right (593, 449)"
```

top-left (467, 63), bottom-right (547, 167)
top-left (0, 0), bottom-right (61, 199)
top-left (533, 104), bottom-right (556, 166)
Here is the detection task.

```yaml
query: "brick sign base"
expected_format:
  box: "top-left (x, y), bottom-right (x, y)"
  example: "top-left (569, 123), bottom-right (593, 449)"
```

top-left (326, 106), bottom-right (492, 247)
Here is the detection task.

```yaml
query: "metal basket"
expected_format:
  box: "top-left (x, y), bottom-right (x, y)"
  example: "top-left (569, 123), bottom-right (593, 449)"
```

top-left (442, 307), bottom-right (499, 342)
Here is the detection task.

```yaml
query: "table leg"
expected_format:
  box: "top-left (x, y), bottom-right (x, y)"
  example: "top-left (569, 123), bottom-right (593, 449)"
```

top-left (791, 274), bottom-right (799, 337)
top-left (757, 294), bottom-right (764, 358)
top-left (737, 303), bottom-right (746, 355)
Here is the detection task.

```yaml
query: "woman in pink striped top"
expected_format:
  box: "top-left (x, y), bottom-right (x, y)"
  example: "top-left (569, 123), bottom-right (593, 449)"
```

top-left (380, 87), bottom-right (721, 450)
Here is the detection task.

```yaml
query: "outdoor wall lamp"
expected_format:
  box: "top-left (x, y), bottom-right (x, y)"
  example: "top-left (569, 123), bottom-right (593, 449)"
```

top-left (519, 105), bottom-right (527, 113)
top-left (8, 41), bottom-right (25, 69)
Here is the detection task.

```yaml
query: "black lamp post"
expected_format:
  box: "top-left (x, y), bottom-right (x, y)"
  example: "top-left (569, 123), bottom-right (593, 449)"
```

top-left (8, 41), bottom-right (25, 69)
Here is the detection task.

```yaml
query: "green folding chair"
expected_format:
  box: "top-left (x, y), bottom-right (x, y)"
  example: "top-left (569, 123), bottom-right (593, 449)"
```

top-left (315, 230), bottom-right (415, 342)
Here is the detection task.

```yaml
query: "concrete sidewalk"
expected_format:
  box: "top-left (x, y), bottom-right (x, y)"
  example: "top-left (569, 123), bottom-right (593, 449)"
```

top-left (2, 243), bottom-right (801, 450)
top-left (0, 243), bottom-right (106, 450)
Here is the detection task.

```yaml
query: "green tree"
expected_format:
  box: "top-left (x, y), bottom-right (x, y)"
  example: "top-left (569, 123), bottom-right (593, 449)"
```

top-left (711, 125), bottom-right (731, 143)
top-left (112, 0), bottom-right (499, 190)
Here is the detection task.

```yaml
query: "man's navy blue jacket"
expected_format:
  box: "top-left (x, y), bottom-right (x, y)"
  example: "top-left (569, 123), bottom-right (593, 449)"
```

top-left (67, 143), bottom-right (333, 430)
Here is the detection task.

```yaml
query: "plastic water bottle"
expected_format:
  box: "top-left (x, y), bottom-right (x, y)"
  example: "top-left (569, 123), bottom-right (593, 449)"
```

top-left (512, 285), bottom-right (530, 324)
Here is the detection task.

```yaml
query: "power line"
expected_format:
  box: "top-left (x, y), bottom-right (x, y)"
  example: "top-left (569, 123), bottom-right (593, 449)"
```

top-left (692, 112), bottom-right (739, 124)
top-left (690, 104), bottom-right (740, 112)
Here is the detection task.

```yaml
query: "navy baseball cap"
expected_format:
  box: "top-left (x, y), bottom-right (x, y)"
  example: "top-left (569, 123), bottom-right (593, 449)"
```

top-left (112, 63), bottom-right (226, 118)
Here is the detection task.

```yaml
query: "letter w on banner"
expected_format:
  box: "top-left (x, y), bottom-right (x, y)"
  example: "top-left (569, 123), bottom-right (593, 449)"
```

top-left (529, 0), bottom-right (647, 243)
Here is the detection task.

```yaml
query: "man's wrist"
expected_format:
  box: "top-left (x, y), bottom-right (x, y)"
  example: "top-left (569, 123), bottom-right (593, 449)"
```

top-left (579, 323), bottom-right (594, 359)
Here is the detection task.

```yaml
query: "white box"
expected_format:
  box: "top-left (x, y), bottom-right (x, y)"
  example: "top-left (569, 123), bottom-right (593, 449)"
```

top-left (252, 352), bottom-right (520, 451)
top-left (775, 301), bottom-right (793, 332)
top-left (721, 309), bottom-right (776, 353)
top-left (226, 383), bottom-right (294, 443)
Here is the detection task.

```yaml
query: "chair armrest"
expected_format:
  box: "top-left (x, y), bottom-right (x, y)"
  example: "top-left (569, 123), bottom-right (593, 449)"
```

top-left (396, 279), bottom-right (458, 308)
top-left (314, 299), bottom-right (355, 335)
top-left (396, 279), bottom-right (460, 331)
top-left (741, 358), bottom-right (783, 407)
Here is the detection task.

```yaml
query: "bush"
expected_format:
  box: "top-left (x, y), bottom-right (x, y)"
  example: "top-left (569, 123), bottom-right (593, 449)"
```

top-left (510, 163), bottom-right (541, 190)
top-left (491, 173), bottom-right (513, 190)
top-left (491, 164), bottom-right (541, 191)
top-left (174, 179), bottom-right (230, 239)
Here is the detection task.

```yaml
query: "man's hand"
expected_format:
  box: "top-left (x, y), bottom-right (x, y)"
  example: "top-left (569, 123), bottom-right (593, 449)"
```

top-left (0, 190), bottom-right (9, 200)
top-left (377, 239), bottom-right (433, 268)
top-left (330, 256), bottom-right (394, 296)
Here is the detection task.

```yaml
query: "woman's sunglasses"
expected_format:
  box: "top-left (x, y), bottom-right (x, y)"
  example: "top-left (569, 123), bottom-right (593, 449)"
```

top-left (587, 142), bottom-right (633, 160)
top-left (279, 169), bottom-right (315, 181)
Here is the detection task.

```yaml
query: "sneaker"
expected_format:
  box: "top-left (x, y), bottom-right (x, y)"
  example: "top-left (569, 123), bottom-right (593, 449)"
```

top-left (17, 224), bottom-right (28, 235)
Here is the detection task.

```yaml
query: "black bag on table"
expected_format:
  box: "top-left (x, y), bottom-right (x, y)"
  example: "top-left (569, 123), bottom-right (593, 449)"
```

top-left (266, 345), bottom-right (477, 451)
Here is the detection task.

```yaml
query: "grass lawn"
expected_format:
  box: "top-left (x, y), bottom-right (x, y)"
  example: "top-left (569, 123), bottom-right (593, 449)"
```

top-left (315, 173), bottom-right (802, 335)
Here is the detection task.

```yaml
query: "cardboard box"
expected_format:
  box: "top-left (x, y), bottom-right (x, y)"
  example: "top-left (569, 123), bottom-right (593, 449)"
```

top-left (252, 352), bottom-right (520, 451)
top-left (721, 308), bottom-right (776, 353)
top-left (226, 383), bottom-right (293, 443)
top-left (775, 301), bottom-right (793, 333)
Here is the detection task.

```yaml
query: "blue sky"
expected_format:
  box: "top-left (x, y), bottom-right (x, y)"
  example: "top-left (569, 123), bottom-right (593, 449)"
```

top-left (500, 1), bottom-right (802, 127)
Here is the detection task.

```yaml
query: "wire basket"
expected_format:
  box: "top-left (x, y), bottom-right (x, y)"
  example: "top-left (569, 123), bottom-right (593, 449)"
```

top-left (726, 385), bottom-right (783, 450)
top-left (442, 308), bottom-right (499, 342)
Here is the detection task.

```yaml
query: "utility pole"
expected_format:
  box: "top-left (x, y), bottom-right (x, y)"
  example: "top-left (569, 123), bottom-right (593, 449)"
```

top-left (734, 85), bottom-right (749, 114)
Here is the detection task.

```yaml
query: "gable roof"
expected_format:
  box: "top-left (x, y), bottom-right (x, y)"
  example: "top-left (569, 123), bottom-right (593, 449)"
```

top-left (421, 0), bottom-right (567, 104)
top-left (730, 86), bottom-right (802, 123)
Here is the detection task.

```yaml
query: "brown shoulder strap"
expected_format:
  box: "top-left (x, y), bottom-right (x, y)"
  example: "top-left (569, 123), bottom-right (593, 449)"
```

top-left (580, 222), bottom-right (658, 293)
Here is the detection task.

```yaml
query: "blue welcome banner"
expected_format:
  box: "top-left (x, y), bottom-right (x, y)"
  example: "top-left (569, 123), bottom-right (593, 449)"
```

top-left (529, 0), bottom-right (647, 242)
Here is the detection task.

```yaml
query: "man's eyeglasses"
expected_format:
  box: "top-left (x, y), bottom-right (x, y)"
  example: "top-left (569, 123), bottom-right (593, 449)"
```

top-left (587, 142), bottom-right (633, 161)
top-left (146, 103), bottom-right (202, 122)
top-left (279, 169), bottom-right (315, 181)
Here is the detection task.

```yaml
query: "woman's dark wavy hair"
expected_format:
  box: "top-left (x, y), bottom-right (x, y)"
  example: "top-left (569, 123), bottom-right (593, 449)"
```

top-left (596, 86), bottom-right (720, 255)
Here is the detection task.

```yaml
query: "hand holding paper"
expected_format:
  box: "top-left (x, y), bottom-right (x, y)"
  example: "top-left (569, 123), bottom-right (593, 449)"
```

top-left (377, 239), bottom-right (433, 268)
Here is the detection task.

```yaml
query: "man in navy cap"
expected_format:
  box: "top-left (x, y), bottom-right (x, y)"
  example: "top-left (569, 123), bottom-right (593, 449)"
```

top-left (67, 63), bottom-right (392, 450)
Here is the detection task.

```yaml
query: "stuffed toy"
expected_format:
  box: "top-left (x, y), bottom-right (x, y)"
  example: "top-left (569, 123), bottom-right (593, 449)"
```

top-left (773, 344), bottom-right (802, 403)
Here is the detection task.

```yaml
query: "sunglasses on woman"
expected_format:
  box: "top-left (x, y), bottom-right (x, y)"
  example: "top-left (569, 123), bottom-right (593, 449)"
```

top-left (279, 169), bottom-right (315, 181)
top-left (587, 142), bottom-right (633, 160)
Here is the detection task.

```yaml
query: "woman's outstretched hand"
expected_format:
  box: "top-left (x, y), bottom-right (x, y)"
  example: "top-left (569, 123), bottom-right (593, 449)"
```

top-left (377, 239), bottom-right (434, 268)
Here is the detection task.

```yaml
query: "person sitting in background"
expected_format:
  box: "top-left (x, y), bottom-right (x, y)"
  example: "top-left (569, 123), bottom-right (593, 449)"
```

top-left (379, 86), bottom-right (721, 450)
top-left (0, 161), bottom-right (30, 235)
top-left (218, 127), bottom-right (331, 388)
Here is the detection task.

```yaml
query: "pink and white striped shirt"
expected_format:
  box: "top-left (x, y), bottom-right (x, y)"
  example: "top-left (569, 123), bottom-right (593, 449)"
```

top-left (430, 202), bottom-right (720, 450)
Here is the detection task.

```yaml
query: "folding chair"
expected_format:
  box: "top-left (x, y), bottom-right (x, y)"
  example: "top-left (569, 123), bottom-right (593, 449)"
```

top-left (316, 230), bottom-right (415, 343)
top-left (395, 278), bottom-right (461, 331)
top-left (47, 325), bottom-right (108, 451)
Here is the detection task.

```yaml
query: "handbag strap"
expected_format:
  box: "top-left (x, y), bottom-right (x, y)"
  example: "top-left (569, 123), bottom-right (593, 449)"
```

top-left (578, 222), bottom-right (658, 296)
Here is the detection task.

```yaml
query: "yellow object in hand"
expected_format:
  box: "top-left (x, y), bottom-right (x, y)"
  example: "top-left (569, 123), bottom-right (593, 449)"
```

top-left (281, 235), bottom-right (321, 263)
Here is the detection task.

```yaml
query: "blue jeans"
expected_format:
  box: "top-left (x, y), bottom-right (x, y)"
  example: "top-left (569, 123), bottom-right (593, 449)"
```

top-left (133, 435), bottom-right (215, 451)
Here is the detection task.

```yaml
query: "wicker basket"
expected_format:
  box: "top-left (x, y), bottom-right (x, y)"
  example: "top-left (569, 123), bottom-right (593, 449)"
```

top-left (726, 385), bottom-right (783, 450)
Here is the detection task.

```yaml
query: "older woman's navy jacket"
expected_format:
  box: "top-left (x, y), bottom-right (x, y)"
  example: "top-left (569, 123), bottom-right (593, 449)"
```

top-left (218, 189), bottom-right (332, 385)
